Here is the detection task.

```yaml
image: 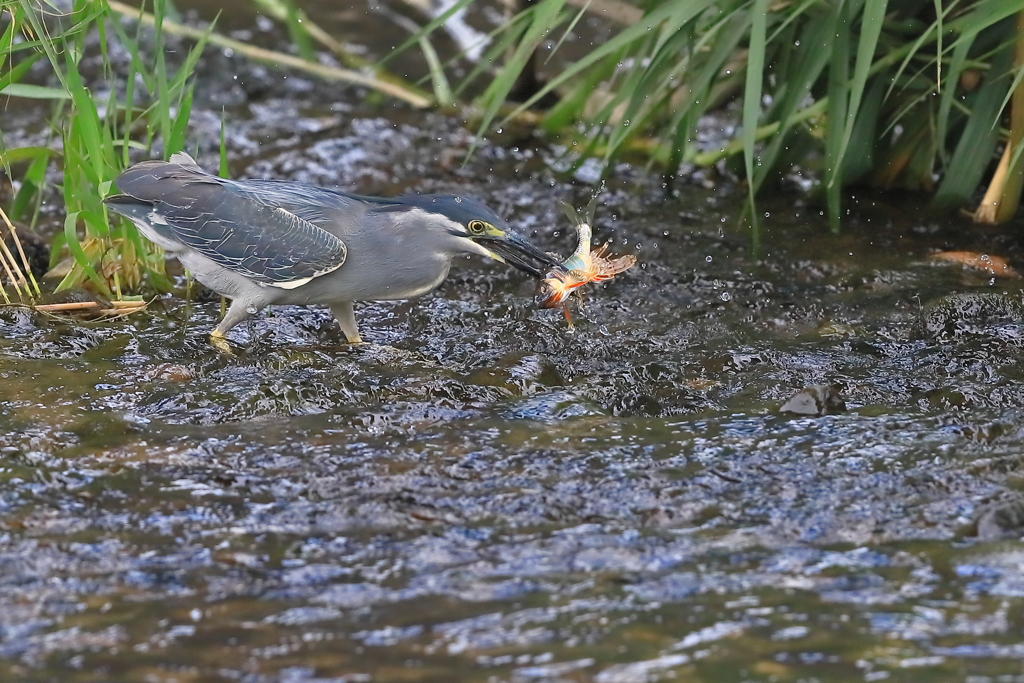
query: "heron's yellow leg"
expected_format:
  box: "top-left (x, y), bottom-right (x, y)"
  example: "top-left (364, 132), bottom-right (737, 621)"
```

top-left (330, 302), bottom-right (363, 344)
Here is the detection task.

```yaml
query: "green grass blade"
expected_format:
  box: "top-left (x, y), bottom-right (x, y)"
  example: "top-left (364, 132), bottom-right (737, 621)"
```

top-left (542, 47), bottom-right (620, 131)
top-left (884, 0), bottom-right (956, 101)
top-left (933, 0), bottom-right (944, 93)
top-left (219, 108), bottom-right (229, 179)
top-left (996, 63), bottom-right (1024, 129)
top-left (283, 0), bottom-right (315, 62)
top-left (650, 11), bottom-right (750, 171)
top-left (933, 45), bottom-right (1013, 207)
top-left (0, 146), bottom-right (58, 166)
top-left (599, 11), bottom-right (734, 165)
top-left (0, 9), bottom-right (16, 55)
top-left (419, 34), bottom-right (453, 106)
top-left (544, 0), bottom-right (589, 65)
top-left (945, 0), bottom-right (1024, 42)
top-left (167, 80), bottom-right (194, 155)
top-left (937, 32), bottom-right (974, 166)
top-left (825, 0), bottom-right (850, 233)
top-left (0, 53), bottom-right (43, 92)
top-left (63, 50), bottom-right (110, 184)
top-left (0, 83), bottom-right (70, 100)
top-left (752, 10), bottom-right (835, 194)
top-left (744, 0), bottom-right (768, 249)
top-left (106, 1), bottom-right (156, 95)
top-left (10, 151), bottom-right (52, 222)
top-left (167, 16), bottom-right (216, 95)
top-left (152, 0), bottom-right (172, 158)
top-left (843, 75), bottom-right (885, 183)
top-left (17, 1), bottom-right (70, 93)
top-left (832, 0), bottom-right (887, 191)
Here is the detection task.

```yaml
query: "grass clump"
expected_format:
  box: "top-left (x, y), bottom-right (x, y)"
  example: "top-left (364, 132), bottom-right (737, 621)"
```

top-left (5, 0), bottom-right (1024, 301)
top-left (1, 0), bottom-right (210, 300)
top-left (395, 0), bottom-right (1024, 234)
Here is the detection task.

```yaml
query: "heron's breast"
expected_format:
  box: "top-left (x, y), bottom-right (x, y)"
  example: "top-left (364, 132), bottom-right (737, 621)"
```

top-left (350, 255), bottom-right (451, 300)
top-left (282, 253), bottom-right (451, 304)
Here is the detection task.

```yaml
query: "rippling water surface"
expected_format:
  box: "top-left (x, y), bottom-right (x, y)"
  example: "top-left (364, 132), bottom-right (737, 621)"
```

top-left (4, 3), bottom-right (1024, 681)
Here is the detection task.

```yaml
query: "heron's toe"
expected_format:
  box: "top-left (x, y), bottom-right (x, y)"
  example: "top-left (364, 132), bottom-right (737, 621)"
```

top-left (209, 330), bottom-right (235, 355)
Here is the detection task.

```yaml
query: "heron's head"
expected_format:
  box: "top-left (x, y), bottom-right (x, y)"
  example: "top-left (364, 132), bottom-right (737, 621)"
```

top-left (387, 194), bottom-right (564, 277)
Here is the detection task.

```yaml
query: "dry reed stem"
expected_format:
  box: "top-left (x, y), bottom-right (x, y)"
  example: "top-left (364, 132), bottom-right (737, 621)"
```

top-left (0, 208), bottom-right (29, 301)
top-left (0, 205), bottom-right (41, 297)
top-left (974, 9), bottom-right (1024, 224)
top-left (973, 143), bottom-right (1009, 223)
top-left (106, 0), bottom-right (432, 108)
top-left (32, 301), bottom-right (99, 311)
top-left (31, 300), bottom-right (148, 314)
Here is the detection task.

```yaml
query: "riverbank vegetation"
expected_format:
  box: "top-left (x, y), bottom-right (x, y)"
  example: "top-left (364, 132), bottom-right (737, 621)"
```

top-left (1, 0), bottom-right (1023, 297)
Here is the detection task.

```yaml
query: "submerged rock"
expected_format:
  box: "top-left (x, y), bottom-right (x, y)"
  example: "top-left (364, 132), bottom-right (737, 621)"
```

top-left (976, 498), bottom-right (1024, 541)
top-left (919, 292), bottom-right (1024, 338)
top-left (780, 384), bottom-right (846, 416)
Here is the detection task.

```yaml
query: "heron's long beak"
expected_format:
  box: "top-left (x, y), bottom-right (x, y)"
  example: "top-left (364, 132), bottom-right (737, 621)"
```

top-left (483, 233), bottom-right (566, 278)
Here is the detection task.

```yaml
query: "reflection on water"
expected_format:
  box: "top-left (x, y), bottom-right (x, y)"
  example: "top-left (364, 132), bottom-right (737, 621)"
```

top-left (4, 2), bottom-right (1024, 681)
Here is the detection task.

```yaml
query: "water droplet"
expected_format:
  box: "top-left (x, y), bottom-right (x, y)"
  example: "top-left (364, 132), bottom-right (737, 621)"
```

top-left (454, 196), bottom-right (462, 203)
top-left (706, 255), bottom-right (713, 263)
top-left (720, 292), bottom-right (731, 302)
top-left (246, 304), bottom-right (258, 314)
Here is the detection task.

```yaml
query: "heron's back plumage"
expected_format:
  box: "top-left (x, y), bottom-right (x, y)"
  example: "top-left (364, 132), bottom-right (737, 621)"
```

top-left (106, 154), bottom-right (348, 288)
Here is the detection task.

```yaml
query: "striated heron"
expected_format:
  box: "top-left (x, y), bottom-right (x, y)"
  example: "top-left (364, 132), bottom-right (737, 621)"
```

top-left (104, 153), bottom-right (562, 350)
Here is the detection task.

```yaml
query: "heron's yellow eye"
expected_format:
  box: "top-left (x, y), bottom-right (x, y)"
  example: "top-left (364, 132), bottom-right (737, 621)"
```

top-left (467, 220), bottom-right (488, 235)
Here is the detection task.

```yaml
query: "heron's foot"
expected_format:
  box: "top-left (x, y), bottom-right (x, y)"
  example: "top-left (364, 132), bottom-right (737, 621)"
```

top-left (209, 330), bottom-right (234, 355)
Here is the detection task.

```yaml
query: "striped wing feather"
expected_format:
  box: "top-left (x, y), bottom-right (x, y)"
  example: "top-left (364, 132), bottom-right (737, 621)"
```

top-left (113, 159), bottom-right (347, 288)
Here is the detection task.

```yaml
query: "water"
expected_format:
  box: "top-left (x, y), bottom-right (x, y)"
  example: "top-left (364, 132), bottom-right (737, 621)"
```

top-left (4, 2), bottom-right (1024, 681)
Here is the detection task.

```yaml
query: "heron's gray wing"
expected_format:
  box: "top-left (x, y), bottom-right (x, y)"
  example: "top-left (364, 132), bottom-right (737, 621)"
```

top-left (109, 160), bottom-right (347, 289)
top-left (230, 180), bottom-right (374, 230)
